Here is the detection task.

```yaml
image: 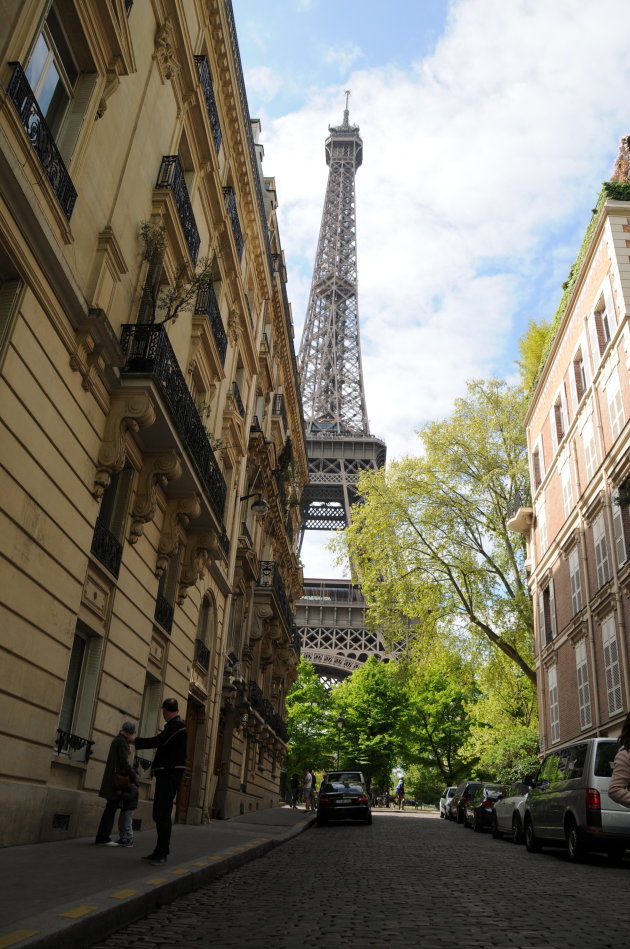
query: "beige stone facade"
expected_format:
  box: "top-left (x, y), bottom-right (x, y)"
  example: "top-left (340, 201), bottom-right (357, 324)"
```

top-left (510, 182), bottom-right (630, 752)
top-left (0, 0), bottom-right (306, 845)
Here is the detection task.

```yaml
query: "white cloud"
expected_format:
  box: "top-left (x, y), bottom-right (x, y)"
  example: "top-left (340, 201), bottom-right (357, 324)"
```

top-left (253, 0), bottom-right (630, 573)
top-left (244, 66), bottom-right (283, 103)
top-left (324, 43), bottom-right (364, 74)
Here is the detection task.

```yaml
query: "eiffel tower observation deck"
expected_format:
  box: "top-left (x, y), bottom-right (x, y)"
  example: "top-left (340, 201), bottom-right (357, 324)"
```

top-left (295, 97), bottom-right (389, 681)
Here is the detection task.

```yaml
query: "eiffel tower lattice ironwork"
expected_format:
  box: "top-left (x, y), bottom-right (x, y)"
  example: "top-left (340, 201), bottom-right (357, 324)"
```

top-left (295, 96), bottom-right (389, 680)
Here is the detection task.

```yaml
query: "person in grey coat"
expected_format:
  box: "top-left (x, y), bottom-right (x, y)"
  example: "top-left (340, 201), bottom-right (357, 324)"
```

top-left (609, 711), bottom-right (630, 809)
top-left (95, 721), bottom-right (137, 845)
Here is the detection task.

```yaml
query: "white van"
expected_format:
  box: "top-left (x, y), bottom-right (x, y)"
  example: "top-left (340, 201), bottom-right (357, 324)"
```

top-left (523, 738), bottom-right (630, 861)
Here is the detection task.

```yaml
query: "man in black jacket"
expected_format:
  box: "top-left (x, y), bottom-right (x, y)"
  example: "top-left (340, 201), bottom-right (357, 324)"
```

top-left (134, 698), bottom-right (187, 865)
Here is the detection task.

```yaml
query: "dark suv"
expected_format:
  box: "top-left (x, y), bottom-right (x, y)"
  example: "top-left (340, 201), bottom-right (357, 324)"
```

top-left (448, 780), bottom-right (483, 824)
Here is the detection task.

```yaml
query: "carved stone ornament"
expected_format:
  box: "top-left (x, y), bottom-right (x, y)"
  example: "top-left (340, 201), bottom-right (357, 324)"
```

top-left (227, 310), bottom-right (240, 345)
top-left (154, 18), bottom-right (180, 82)
top-left (129, 452), bottom-right (182, 544)
top-left (156, 493), bottom-right (201, 577)
top-left (250, 604), bottom-right (273, 643)
top-left (177, 530), bottom-right (221, 604)
top-left (93, 393), bottom-right (156, 498)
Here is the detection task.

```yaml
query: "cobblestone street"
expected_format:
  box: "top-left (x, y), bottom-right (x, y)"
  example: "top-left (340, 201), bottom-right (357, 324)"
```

top-left (91, 810), bottom-right (630, 949)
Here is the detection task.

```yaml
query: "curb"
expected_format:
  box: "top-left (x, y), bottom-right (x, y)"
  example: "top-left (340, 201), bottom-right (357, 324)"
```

top-left (3, 816), bottom-right (317, 949)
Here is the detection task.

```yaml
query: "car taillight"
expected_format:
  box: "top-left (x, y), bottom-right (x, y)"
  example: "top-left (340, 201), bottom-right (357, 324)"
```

top-left (319, 796), bottom-right (331, 804)
top-left (356, 794), bottom-right (368, 803)
top-left (585, 788), bottom-right (601, 811)
top-left (482, 799), bottom-right (495, 808)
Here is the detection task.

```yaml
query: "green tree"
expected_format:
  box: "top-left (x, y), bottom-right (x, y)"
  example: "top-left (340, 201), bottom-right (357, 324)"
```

top-left (517, 318), bottom-right (552, 392)
top-left (284, 660), bottom-right (334, 776)
top-left (339, 379), bottom-right (535, 684)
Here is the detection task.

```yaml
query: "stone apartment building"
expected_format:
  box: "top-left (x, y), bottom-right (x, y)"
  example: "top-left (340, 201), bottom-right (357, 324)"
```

top-left (0, 0), bottom-right (306, 846)
top-left (509, 155), bottom-right (630, 752)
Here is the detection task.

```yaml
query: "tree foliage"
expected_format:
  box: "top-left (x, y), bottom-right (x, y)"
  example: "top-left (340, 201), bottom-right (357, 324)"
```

top-left (517, 318), bottom-right (552, 392)
top-left (338, 378), bottom-right (535, 684)
top-left (284, 660), bottom-right (334, 776)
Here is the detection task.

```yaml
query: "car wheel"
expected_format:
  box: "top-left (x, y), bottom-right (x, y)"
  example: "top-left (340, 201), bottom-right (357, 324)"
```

top-left (364, 812), bottom-right (373, 825)
top-left (565, 818), bottom-right (586, 862)
top-left (524, 817), bottom-right (541, 853)
top-left (491, 811), bottom-right (503, 839)
top-left (440, 809), bottom-right (445, 819)
top-left (456, 807), bottom-right (464, 824)
top-left (511, 814), bottom-right (524, 845)
top-left (472, 811), bottom-right (482, 832)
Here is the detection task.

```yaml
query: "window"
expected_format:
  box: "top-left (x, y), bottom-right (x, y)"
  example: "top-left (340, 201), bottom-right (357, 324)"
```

top-left (611, 490), bottom-right (629, 567)
top-left (24, 3), bottom-right (97, 161)
top-left (532, 449), bottom-right (542, 489)
top-left (582, 417), bottom-right (597, 483)
top-left (601, 615), bottom-right (623, 716)
top-left (537, 580), bottom-right (556, 646)
top-left (561, 461), bottom-right (573, 520)
top-left (592, 512), bottom-right (610, 589)
top-left (195, 595), bottom-right (214, 671)
top-left (57, 624), bottom-right (102, 759)
top-left (135, 674), bottom-right (162, 775)
top-left (91, 467), bottom-right (133, 578)
top-left (536, 501), bottom-right (547, 557)
top-left (568, 547), bottom-right (582, 615)
top-left (606, 369), bottom-right (624, 440)
top-left (155, 547), bottom-right (181, 633)
top-left (547, 666), bottom-right (560, 744)
top-left (573, 350), bottom-right (587, 403)
top-left (553, 392), bottom-right (568, 444)
top-left (575, 641), bottom-right (592, 730)
top-left (594, 302), bottom-right (612, 355)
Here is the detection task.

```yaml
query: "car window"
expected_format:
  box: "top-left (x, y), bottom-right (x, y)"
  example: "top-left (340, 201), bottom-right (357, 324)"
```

top-left (325, 781), bottom-right (363, 792)
top-left (594, 740), bottom-right (618, 777)
top-left (538, 751), bottom-right (562, 785)
top-left (562, 743), bottom-right (588, 780)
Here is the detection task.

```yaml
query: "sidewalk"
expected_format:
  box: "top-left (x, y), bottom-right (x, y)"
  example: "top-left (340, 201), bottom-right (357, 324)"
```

top-left (0, 806), bottom-right (316, 949)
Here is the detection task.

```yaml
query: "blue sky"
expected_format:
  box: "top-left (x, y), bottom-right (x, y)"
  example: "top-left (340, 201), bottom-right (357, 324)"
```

top-left (232, 0), bottom-right (630, 575)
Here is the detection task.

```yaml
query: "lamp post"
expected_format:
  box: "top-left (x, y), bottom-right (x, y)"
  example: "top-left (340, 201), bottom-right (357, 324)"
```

top-left (335, 715), bottom-right (344, 768)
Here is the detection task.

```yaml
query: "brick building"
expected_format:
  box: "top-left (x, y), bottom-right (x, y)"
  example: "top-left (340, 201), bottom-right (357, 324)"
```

top-left (509, 150), bottom-right (630, 751)
top-left (0, 0), bottom-right (306, 845)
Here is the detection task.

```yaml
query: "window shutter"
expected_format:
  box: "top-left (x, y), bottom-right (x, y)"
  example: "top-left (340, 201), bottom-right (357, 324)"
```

top-left (549, 407), bottom-right (558, 453)
top-left (602, 616), bottom-right (623, 715)
top-left (603, 279), bottom-right (616, 332)
top-left (569, 360), bottom-right (578, 412)
top-left (549, 578), bottom-right (557, 639)
top-left (588, 313), bottom-right (601, 363)
top-left (58, 634), bottom-right (86, 733)
top-left (537, 592), bottom-right (546, 648)
top-left (71, 634), bottom-right (103, 748)
top-left (57, 73), bottom-right (98, 161)
top-left (611, 492), bottom-right (628, 566)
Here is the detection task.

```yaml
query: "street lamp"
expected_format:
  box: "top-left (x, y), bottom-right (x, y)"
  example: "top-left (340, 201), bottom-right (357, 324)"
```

top-left (335, 715), bottom-right (344, 768)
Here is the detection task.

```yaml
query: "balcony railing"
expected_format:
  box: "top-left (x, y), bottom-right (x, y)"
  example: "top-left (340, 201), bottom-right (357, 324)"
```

top-left (219, 529), bottom-right (230, 559)
top-left (195, 284), bottom-right (227, 364)
top-left (155, 155), bottom-right (200, 264)
top-left (154, 593), bottom-right (174, 633)
top-left (250, 416), bottom-right (262, 434)
top-left (91, 519), bottom-right (122, 578)
top-left (272, 393), bottom-right (288, 429)
top-left (194, 55), bottom-right (222, 154)
top-left (232, 381), bottom-right (245, 418)
top-left (507, 490), bottom-right (532, 519)
top-left (223, 186), bottom-right (244, 260)
top-left (195, 637), bottom-right (210, 671)
top-left (247, 682), bottom-right (289, 742)
top-left (55, 728), bottom-right (94, 762)
top-left (7, 62), bottom-right (77, 221)
top-left (120, 324), bottom-right (227, 520)
top-left (258, 560), bottom-right (294, 631)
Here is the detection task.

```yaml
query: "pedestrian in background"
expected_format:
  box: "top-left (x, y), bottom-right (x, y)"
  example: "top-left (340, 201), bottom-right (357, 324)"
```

top-left (134, 698), bottom-right (187, 866)
top-left (95, 721), bottom-right (137, 846)
top-left (609, 711), bottom-right (630, 808)
top-left (303, 767), bottom-right (313, 811)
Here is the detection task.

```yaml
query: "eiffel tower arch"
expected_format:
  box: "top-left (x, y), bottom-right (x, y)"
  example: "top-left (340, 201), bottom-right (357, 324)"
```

top-left (295, 97), bottom-right (388, 680)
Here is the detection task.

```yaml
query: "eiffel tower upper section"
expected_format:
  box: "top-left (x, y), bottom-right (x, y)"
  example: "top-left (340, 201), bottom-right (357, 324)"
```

top-left (298, 98), bottom-right (386, 532)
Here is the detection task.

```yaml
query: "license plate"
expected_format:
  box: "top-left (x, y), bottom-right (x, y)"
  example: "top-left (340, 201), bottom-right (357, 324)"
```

top-left (342, 797), bottom-right (354, 802)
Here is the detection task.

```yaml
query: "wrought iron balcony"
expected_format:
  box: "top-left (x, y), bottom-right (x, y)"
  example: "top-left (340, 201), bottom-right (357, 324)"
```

top-left (223, 186), bottom-right (244, 260)
top-left (55, 728), bottom-right (94, 763)
top-left (248, 680), bottom-right (264, 713)
top-left (120, 323), bottom-right (227, 520)
top-left (194, 284), bottom-right (227, 364)
top-left (260, 332), bottom-right (270, 354)
top-left (154, 593), bottom-right (174, 633)
top-left (91, 519), bottom-right (122, 578)
top-left (272, 393), bottom-right (288, 429)
top-left (250, 416), bottom-right (262, 434)
top-left (268, 713), bottom-right (289, 743)
top-left (219, 529), bottom-right (230, 559)
top-left (258, 560), bottom-right (294, 631)
top-left (7, 62), bottom-right (77, 221)
top-left (240, 521), bottom-right (252, 545)
top-left (195, 637), bottom-right (210, 671)
top-left (507, 490), bottom-right (532, 519)
top-left (194, 55), bottom-right (222, 153)
top-left (231, 381), bottom-right (245, 418)
top-left (155, 155), bottom-right (200, 264)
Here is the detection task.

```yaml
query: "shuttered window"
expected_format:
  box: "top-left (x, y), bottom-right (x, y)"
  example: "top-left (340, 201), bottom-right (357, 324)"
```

top-left (611, 490), bottom-right (629, 567)
top-left (568, 547), bottom-right (582, 615)
top-left (583, 417), bottom-right (597, 483)
top-left (593, 512), bottom-right (610, 589)
top-left (575, 641), bottom-right (592, 730)
top-left (548, 666), bottom-right (560, 744)
top-left (606, 370), bottom-right (624, 440)
top-left (601, 615), bottom-right (623, 716)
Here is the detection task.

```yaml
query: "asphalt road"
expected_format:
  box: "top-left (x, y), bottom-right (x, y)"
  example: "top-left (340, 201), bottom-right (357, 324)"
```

top-left (91, 809), bottom-right (630, 949)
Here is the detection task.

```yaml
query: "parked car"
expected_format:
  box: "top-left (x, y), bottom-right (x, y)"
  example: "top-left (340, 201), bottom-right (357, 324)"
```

top-left (492, 780), bottom-right (530, 844)
top-left (463, 784), bottom-right (507, 830)
top-left (439, 786), bottom-right (457, 819)
top-left (317, 771), bottom-right (372, 825)
top-left (523, 737), bottom-right (630, 862)
top-left (447, 780), bottom-right (483, 823)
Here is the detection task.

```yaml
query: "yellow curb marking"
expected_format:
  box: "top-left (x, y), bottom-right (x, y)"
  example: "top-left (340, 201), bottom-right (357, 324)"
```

top-left (222, 849), bottom-right (239, 854)
top-left (170, 868), bottom-right (189, 875)
top-left (59, 906), bottom-right (98, 919)
top-left (0, 932), bottom-right (39, 949)
top-left (193, 860), bottom-right (209, 866)
top-left (111, 889), bottom-right (140, 899)
top-left (208, 855), bottom-right (222, 860)
top-left (146, 877), bottom-right (168, 884)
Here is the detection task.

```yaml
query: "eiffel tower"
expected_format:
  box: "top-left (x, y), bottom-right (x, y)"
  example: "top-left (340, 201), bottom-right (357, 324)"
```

top-left (295, 95), bottom-right (389, 682)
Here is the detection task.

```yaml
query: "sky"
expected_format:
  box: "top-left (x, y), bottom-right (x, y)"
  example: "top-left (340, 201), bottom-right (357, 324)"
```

top-left (232, 0), bottom-right (630, 577)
